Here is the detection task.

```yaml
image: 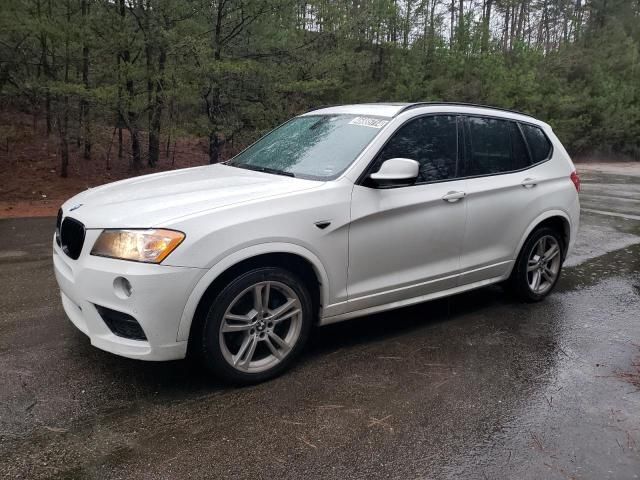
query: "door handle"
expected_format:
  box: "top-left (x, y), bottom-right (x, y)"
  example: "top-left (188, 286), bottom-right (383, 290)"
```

top-left (521, 177), bottom-right (538, 188)
top-left (442, 191), bottom-right (466, 202)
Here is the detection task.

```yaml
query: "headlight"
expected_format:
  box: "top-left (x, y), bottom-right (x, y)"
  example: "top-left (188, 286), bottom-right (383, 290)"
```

top-left (90, 229), bottom-right (185, 263)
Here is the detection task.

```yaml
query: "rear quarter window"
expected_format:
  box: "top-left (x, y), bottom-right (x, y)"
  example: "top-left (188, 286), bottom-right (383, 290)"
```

top-left (521, 124), bottom-right (552, 163)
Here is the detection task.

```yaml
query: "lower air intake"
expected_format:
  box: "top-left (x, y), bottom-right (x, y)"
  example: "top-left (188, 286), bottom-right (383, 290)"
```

top-left (95, 305), bottom-right (147, 341)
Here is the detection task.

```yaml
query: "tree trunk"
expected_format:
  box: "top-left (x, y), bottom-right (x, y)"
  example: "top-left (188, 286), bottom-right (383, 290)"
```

top-left (421, 0), bottom-right (429, 53)
top-left (428, 0), bottom-right (436, 56)
top-left (45, 93), bottom-right (52, 136)
top-left (59, 0), bottom-right (71, 178)
top-left (106, 126), bottom-right (117, 170)
top-left (80, 0), bottom-right (91, 160)
top-left (574, 0), bottom-right (583, 40)
top-left (457, 0), bottom-right (464, 50)
top-left (37, 0), bottom-right (52, 137)
top-left (503, 3), bottom-right (510, 52)
top-left (450, 0), bottom-right (455, 49)
top-left (516, 0), bottom-right (526, 45)
top-left (403, 0), bottom-right (412, 49)
top-left (214, 0), bottom-right (224, 60)
top-left (165, 97), bottom-right (174, 158)
top-left (116, 53), bottom-right (123, 161)
top-left (482, 0), bottom-right (493, 53)
top-left (209, 131), bottom-right (220, 164)
top-left (148, 46), bottom-right (166, 168)
top-left (120, 0), bottom-right (142, 170)
top-left (118, 126), bottom-right (123, 160)
top-left (509, 0), bottom-right (521, 48)
top-left (537, 0), bottom-right (548, 47)
top-left (131, 126), bottom-right (141, 169)
top-left (58, 111), bottom-right (69, 178)
top-left (40, 33), bottom-right (52, 136)
top-left (145, 2), bottom-right (155, 167)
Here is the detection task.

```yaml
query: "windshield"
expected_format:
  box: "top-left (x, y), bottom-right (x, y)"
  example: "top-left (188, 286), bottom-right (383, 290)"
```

top-left (227, 114), bottom-right (389, 180)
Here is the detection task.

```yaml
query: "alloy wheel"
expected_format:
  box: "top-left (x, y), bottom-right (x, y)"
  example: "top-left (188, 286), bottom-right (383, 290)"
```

top-left (526, 235), bottom-right (561, 295)
top-left (218, 281), bottom-right (302, 373)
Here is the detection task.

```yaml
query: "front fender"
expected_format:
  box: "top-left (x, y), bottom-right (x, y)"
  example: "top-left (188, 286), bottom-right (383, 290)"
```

top-left (175, 242), bottom-right (330, 341)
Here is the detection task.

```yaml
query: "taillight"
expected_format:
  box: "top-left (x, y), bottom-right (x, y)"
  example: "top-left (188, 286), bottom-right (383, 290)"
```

top-left (570, 171), bottom-right (580, 193)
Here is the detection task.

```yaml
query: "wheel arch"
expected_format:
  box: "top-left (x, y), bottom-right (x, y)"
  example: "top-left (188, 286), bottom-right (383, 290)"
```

top-left (177, 243), bottom-right (329, 343)
top-left (515, 210), bottom-right (572, 263)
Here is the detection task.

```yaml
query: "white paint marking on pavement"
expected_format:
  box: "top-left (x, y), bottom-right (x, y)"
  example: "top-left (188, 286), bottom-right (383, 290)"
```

top-left (582, 208), bottom-right (640, 221)
top-left (581, 193), bottom-right (640, 203)
top-left (0, 250), bottom-right (28, 258)
top-left (564, 223), bottom-right (639, 267)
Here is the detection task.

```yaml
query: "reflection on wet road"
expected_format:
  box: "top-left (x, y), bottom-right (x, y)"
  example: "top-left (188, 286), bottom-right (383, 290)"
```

top-left (0, 165), bottom-right (639, 479)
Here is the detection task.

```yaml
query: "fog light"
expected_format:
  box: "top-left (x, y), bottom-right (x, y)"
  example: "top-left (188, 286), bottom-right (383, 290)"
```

top-left (113, 276), bottom-right (133, 299)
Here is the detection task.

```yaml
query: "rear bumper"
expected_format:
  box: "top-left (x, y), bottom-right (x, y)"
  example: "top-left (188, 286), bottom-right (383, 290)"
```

top-left (53, 232), bottom-right (205, 361)
top-left (566, 195), bottom-right (580, 257)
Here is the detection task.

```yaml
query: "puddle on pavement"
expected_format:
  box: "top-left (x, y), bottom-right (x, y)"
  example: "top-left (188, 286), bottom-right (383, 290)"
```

top-left (560, 242), bottom-right (640, 292)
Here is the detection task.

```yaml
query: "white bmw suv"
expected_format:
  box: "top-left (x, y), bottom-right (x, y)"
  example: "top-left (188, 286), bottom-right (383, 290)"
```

top-left (54, 103), bottom-right (580, 383)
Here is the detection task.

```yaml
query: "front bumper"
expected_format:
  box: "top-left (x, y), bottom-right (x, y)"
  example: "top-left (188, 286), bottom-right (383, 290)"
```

top-left (53, 231), bottom-right (205, 361)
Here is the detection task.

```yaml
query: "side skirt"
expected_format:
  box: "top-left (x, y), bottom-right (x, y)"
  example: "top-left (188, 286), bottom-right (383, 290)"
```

top-left (318, 273), bottom-right (510, 326)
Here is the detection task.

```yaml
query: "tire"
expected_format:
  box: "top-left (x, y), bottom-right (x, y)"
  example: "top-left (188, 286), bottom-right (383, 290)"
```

top-left (197, 267), bottom-right (313, 385)
top-left (507, 226), bottom-right (565, 302)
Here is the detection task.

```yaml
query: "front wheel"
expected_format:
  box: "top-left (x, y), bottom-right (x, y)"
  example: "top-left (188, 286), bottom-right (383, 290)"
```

top-left (198, 267), bottom-right (313, 384)
top-left (508, 227), bottom-right (564, 302)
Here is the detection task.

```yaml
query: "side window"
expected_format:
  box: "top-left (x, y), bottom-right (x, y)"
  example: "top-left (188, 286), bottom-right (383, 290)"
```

top-left (375, 115), bottom-right (458, 183)
top-left (465, 116), bottom-right (531, 175)
top-left (521, 124), bottom-right (552, 163)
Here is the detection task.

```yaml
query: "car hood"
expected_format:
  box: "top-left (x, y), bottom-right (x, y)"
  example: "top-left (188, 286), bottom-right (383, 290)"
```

top-left (61, 164), bottom-right (321, 228)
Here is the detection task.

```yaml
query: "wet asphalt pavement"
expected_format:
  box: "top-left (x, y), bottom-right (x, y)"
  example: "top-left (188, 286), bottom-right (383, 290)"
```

top-left (1, 166), bottom-right (639, 479)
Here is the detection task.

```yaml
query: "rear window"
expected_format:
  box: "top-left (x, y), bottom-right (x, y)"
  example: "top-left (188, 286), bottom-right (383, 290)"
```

top-left (465, 117), bottom-right (531, 175)
top-left (521, 124), bottom-right (552, 163)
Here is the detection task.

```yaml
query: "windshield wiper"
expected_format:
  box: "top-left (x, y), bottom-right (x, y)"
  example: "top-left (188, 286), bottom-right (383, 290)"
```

top-left (233, 164), bottom-right (295, 178)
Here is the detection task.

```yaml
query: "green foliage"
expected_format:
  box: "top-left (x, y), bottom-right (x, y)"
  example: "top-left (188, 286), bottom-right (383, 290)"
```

top-left (0, 0), bottom-right (639, 164)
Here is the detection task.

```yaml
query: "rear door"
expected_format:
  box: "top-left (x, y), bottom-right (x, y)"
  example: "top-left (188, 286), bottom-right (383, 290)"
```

top-left (347, 115), bottom-right (467, 312)
top-left (458, 116), bottom-right (551, 284)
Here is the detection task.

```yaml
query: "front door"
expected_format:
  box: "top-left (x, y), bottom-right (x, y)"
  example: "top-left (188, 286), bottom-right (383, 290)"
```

top-left (347, 115), bottom-right (467, 313)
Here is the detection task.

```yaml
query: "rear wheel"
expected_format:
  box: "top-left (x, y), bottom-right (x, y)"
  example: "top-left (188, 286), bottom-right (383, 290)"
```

top-left (198, 267), bottom-right (313, 384)
top-left (508, 227), bottom-right (564, 302)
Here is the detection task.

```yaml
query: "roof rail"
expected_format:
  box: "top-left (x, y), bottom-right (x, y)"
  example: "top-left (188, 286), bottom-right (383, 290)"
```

top-left (395, 102), bottom-right (532, 118)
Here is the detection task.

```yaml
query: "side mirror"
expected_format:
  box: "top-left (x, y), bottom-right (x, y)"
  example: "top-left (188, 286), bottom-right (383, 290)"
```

top-left (369, 158), bottom-right (419, 187)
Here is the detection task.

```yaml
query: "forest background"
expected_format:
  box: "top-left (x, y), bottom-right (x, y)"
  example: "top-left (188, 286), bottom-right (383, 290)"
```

top-left (0, 0), bottom-right (638, 214)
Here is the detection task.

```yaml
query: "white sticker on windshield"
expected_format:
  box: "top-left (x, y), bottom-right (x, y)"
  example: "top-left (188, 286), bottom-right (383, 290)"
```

top-left (349, 117), bottom-right (389, 129)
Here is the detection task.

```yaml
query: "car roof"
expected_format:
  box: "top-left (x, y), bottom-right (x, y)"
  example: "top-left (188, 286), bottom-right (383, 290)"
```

top-left (303, 102), bottom-right (544, 126)
top-left (302, 103), bottom-right (411, 118)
